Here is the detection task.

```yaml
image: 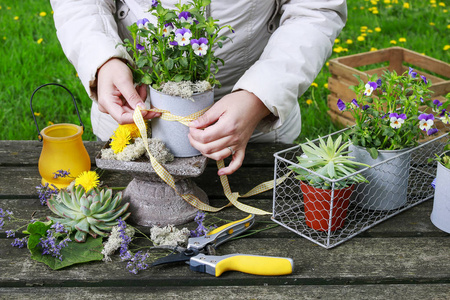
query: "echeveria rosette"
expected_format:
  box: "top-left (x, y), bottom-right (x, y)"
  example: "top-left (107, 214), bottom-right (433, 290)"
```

top-left (337, 68), bottom-right (445, 159)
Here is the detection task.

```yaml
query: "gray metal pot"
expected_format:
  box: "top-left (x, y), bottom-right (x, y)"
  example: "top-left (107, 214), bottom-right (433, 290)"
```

top-left (349, 144), bottom-right (411, 211)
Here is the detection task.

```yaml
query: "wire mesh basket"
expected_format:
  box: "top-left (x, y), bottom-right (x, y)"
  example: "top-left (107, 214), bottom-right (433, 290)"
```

top-left (272, 128), bottom-right (450, 249)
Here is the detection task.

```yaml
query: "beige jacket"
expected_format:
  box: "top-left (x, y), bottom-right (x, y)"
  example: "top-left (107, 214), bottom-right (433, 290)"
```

top-left (50, 0), bottom-right (346, 141)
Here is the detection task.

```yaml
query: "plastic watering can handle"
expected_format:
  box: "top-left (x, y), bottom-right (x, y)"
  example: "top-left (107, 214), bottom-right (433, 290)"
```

top-left (30, 83), bottom-right (84, 142)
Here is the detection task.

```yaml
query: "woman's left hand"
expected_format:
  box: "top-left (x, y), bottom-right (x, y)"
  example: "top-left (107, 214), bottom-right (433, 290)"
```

top-left (188, 90), bottom-right (271, 176)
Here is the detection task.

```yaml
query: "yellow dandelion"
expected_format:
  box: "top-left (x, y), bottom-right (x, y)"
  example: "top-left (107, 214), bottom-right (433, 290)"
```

top-left (431, 4), bottom-right (437, 7)
top-left (333, 46), bottom-right (343, 53)
top-left (39, 11), bottom-right (47, 17)
top-left (430, 0), bottom-right (436, 3)
top-left (360, 26), bottom-right (368, 32)
top-left (375, 27), bottom-right (381, 32)
top-left (429, 22), bottom-right (435, 26)
top-left (306, 99), bottom-right (313, 105)
top-left (392, 0), bottom-right (398, 3)
top-left (34, 112), bottom-right (41, 116)
top-left (370, 0), bottom-right (378, 5)
top-left (0, 5), bottom-right (2, 9)
top-left (360, 6), bottom-right (365, 9)
top-left (37, 38), bottom-right (43, 44)
top-left (370, 47), bottom-right (378, 51)
top-left (384, 0), bottom-right (391, 3)
top-left (335, 38), bottom-right (340, 43)
top-left (390, 40), bottom-right (397, 44)
top-left (119, 123), bottom-right (141, 139)
top-left (367, 29), bottom-right (373, 33)
top-left (47, 121), bottom-right (54, 126)
top-left (346, 39), bottom-right (353, 44)
top-left (357, 36), bottom-right (365, 42)
top-left (325, 62), bottom-right (330, 67)
top-left (361, 33), bottom-right (367, 37)
top-left (75, 171), bottom-right (100, 191)
top-left (110, 126), bottom-right (131, 154)
top-left (439, 2), bottom-right (445, 7)
top-left (3, 36), bottom-right (6, 40)
top-left (444, 45), bottom-right (450, 51)
top-left (372, 9), bottom-right (379, 14)
top-left (324, 83), bottom-right (329, 89)
top-left (448, 24), bottom-right (450, 29)
top-left (444, 9), bottom-right (448, 13)
top-left (399, 37), bottom-right (406, 42)
top-left (403, 2), bottom-right (410, 8)
top-left (7, 6), bottom-right (11, 10)
top-left (14, 16), bottom-right (19, 20)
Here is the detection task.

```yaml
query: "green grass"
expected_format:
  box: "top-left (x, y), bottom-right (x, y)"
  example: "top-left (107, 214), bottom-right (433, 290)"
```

top-left (0, 0), bottom-right (449, 142)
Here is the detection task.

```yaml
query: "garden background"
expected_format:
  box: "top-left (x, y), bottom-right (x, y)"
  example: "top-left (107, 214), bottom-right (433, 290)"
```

top-left (0, 0), bottom-right (448, 142)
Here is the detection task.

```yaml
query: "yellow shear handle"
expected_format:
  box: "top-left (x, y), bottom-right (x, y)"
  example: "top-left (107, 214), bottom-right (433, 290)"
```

top-left (215, 255), bottom-right (294, 277)
top-left (207, 214), bottom-right (253, 236)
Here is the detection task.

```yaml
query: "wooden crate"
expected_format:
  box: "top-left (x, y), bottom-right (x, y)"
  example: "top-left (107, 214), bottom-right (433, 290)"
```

top-left (327, 47), bottom-right (450, 127)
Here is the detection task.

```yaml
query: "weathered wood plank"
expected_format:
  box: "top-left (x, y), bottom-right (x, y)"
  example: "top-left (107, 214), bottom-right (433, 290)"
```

top-left (1, 284), bottom-right (450, 300)
top-left (0, 141), bottom-right (289, 167)
top-left (0, 237), bottom-right (449, 287)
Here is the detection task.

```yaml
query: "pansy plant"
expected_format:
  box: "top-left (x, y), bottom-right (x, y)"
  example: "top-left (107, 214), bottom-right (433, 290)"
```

top-left (121, 0), bottom-right (234, 90)
top-left (337, 68), bottom-right (450, 159)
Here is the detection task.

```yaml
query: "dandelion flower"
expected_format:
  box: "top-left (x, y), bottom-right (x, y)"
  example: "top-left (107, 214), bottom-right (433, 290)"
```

top-left (75, 171), bottom-right (100, 191)
top-left (399, 37), bottom-right (406, 42)
top-left (444, 45), bottom-right (450, 51)
top-left (14, 16), bottom-right (19, 20)
top-left (311, 82), bottom-right (318, 88)
top-left (324, 83), bottom-right (329, 89)
top-left (34, 112), bottom-right (41, 116)
top-left (370, 47), bottom-right (378, 51)
top-left (346, 39), bottom-right (353, 44)
top-left (357, 36), bottom-right (365, 42)
top-left (375, 27), bottom-right (381, 32)
top-left (438, 2), bottom-right (445, 7)
top-left (306, 99), bottom-right (313, 105)
top-left (119, 123), bottom-right (141, 139)
top-left (390, 40), bottom-right (397, 44)
top-left (403, 2), bottom-right (410, 8)
top-left (39, 12), bottom-right (47, 17)
top-left (429, 22), bottom-right (435, 26)
top-left (37, 38), bottom-right (43, 44)
top-left (110, 126), bottom-right (131, 154)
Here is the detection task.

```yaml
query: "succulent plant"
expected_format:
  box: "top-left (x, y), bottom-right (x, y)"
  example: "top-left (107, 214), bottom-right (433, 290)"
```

top-left (289, 135), bottom-right (370, 190)
top-left (47, 185), bottom-right (130, 242)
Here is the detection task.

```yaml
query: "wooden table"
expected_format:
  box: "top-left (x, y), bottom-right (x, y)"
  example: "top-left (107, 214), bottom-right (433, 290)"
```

top-left (1, 140), bottom-right (449, 299)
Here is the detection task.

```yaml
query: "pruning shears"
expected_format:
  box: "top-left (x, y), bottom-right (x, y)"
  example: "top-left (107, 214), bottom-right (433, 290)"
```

top-left (151, 214), bottom-right (294, 277)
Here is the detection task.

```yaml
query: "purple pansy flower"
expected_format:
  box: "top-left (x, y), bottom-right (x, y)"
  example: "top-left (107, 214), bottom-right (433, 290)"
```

top-left (178, 11), bottom-right (193, 24)
top-left (151, 0), bottom-right (158, 7)
top-left (174, 28), bottom-right (192, 46)
top-left (421, 75), bottom-right (427, 84)
top-left (389, 113), bottom-right (407, 129)
top-left (376, 78), bottom-right (382, 88)
top-left (364, 81), bottom-right (377, 96)
top-left (440, 109), bottom-right (450, 124)
top-left (190, 37), bottom-right (208, 56)
top-left (337, 99), bottom-right (346, 111)
top-left (162, 23), bottom-right (174, 37)
top-left (168, 40), bottom-right (178, 47)
top-left (418, 113), bottom-right (435, 131)
top-left (433, 99), bottom-right (443, 107)
top-left (351, 99), bottom-right (360, 108)
top-left (362, 105), bottom-right (370, 110)
top-left (136, 43), bottom-right (145, 51)
top-left (427, 128), bottom-right (439, 136)
top-left (136, 18), bottom-right (149, 28)
top-left (408, 67), bottom-right (417, 78)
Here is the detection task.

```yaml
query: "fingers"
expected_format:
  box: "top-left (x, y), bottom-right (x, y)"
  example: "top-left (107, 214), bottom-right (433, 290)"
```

top-left (189, 103), bottom-right (225, 129)
top-left (218, 149), bottom-right (245, 176)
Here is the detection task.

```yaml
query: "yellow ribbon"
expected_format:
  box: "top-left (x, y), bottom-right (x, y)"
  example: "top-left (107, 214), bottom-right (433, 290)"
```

top-left (133, 106), bottom-right (286, 215)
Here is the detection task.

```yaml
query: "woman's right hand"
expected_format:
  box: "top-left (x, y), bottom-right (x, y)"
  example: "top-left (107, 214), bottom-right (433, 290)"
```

top-left (97, 58), bottom-right (160, 124)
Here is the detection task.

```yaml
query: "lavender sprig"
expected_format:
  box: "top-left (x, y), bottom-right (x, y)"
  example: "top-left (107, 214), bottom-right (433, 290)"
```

top-left (38, 222), bottom-right (71, 261)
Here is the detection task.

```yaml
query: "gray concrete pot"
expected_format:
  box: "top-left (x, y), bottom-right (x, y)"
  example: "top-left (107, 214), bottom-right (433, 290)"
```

top-left (431, 158), bottom-right (450, 233)
top-left (150, 87), bottom-right (214, 157)
top-left (349, 144), bottom-right (411, 211)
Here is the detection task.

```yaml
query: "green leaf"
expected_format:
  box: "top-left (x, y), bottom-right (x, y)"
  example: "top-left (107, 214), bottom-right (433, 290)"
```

top-left (367, 147), bottom-right (379, 159)
top-left (29, 235), bottom-right (104, 270)
top-left (164, 58), bottom-right (174, 70)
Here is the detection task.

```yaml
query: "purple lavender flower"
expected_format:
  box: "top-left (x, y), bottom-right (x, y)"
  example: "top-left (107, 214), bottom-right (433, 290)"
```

top-left (151, 0), bottom-right (158, 7)
top-left (51, 222), bottom-right (66, 234)
top-left (351, 99), bottom-right (360, 108)
top-left (39, 225), bottom-right (71, 261)
top-left (136, 18), bottom-right (150, 28)
top-left (126, 251), bottom-right (150, 274)
top-left (53, 169), bottom-right (70, 179)
top-left (1, 208), bottom-right (13, 230)
top-left (408, 67), bottom-right (417, 78)
top-left (421, 75), bottom-right (427, 84)
top-left (36, 183), bottom-right (59, 206)
top-left (376, 78), bottom-right (382, 88)
top-left (6, 230), bottom-right (15, 238)
top-left (427, 128), bottom-right (439, 136)
top-left (11, 237), bottom-right (28, 248)
top-left (136, 43), bottom-right (145, 51)
top-left (117, 218), bottom-right (133, 260)
top-left (337, 99), bottom-right (346, 111)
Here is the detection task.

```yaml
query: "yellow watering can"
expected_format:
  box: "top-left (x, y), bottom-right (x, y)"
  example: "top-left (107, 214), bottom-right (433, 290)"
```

top-left (30, 83), bottom-right (91, 189)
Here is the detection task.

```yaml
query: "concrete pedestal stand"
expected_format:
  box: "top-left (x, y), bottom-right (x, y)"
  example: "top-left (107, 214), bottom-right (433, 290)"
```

top-left (96, 153), bottom-right (209, 226)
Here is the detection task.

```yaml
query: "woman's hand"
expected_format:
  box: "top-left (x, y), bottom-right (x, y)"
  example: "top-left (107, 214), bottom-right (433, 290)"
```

top-left (97, 58), bottom-right (160, 123)
top-left (188, 90), bottom-right (270, 175)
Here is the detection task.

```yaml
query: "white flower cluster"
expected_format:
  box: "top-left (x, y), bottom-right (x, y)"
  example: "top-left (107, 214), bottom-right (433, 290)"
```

top-left (160, 80), bottom-right (211, 101)
top-left (101, 138), bottom-right (174, 164)
top-left (102, 225), bottom-right (135, 262)
top-left (150, 224), bottom-right (190, 247)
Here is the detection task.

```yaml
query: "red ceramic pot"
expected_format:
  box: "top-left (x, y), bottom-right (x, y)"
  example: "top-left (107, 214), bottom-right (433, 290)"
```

top-left (300, 182), bottom-right (354, 231)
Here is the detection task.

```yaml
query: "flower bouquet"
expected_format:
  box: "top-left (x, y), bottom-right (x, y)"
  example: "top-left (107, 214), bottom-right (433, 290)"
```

top-left (337, 68), bottom-right (450, 210)
top-left (121, 0), bottom-right (233, 157)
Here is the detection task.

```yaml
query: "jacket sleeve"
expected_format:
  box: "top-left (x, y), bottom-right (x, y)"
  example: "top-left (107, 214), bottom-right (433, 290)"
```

top-left (50, 0), bottom-right (133, 100)
top-left (232, 0), bottom-right (347, 132)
